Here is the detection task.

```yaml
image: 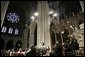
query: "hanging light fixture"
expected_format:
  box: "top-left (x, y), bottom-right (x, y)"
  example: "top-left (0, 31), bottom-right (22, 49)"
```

top-left (34, 12), bottom-right (39, 17)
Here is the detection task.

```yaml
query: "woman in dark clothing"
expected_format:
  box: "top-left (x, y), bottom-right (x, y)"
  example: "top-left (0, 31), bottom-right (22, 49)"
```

top-left (71, 39), bottom-right (79, 56)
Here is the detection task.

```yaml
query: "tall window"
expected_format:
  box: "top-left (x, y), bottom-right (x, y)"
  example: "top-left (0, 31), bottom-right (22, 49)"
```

top-left (1, 26), bottom-right (7, 33)
top-left (8, 27), bottom-right (13, 34)
top-left (15, 28), bottom-right (18, 35)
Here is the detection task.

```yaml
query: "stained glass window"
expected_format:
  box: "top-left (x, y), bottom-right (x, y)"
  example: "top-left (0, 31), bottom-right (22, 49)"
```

top-left (14, 28), bottom-right (18, 35)
top-left (8, 27), bottom-right (13, 34)
top-left (7, 12), bottom-right (19, 23)
top-left (1, 26), bottom-right (7, 33)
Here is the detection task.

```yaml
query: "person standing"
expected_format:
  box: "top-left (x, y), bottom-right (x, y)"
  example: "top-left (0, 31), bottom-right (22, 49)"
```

top-left (71, 39), bottom-right (79, 56)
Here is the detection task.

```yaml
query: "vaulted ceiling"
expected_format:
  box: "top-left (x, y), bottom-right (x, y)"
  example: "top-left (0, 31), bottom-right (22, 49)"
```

top-left (7, 1), bottom-right (82, 19)
top-left (6, 1), bottom-right (83, 25)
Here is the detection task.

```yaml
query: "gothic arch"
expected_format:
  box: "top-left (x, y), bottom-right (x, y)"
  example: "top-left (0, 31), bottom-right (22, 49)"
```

top-left (1, 38), bottom-right (5, 50)
top-left (6, 39), bottom-right (14, 50)
top-left (15, 40), bottom-right (22, 50)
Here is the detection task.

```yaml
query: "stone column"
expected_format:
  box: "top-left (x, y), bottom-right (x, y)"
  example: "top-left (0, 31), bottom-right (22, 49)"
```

top-left (37, 1), bottom-right (51, 51)
top-left (29, 21), bottom-right (37, 47)
top-left (79, 1), bottom-right (84, 13)
top-left (4, 39), bottom-right (7, 50)
top-left (1, 1), bottom-right (9, 27)
top-left (23, 27), bottom-right (28, 49)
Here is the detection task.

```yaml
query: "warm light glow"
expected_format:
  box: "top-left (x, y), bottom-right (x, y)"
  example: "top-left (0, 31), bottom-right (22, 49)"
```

top-left (70, 25), bottom-right (73, 28)
top-left (53, 13), bottom-right (58, 17)
top-left (61, 31), bottom-right (64, 34)
top-left (49, 11), bottom-right (53, 15)
top-left (31, 16), bottom-right (35, 21)
top-left (71, 35), bottom-right (73, 37)
top-left (34, 12), bottom-right (39, 16)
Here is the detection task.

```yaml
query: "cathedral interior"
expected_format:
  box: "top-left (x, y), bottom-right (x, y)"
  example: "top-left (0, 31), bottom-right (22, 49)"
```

top-left (1, 1), bottom-right (84, 56)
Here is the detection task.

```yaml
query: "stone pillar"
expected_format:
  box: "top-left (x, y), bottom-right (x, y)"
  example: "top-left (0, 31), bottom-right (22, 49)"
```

top-left (37, 1), bottom-right (51, 51)
top-left (4, 39), bottom-right (7, 50)
top-left (79, 1), bottom-right (84, 13)
top-left (23, 27), bottom-right (28, 49)
top-left (1, 1), bottom-right (9, 27)
top-left (29, 21), bottom-right (37, 47)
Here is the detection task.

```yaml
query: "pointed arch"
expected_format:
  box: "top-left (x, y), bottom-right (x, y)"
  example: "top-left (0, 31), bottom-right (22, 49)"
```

top-left (6, 39), bottom-right (14, 50)
top-left (15, 40), bottom-right (22, 50)
top-left (1, 38), bottom-right (5, 50)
